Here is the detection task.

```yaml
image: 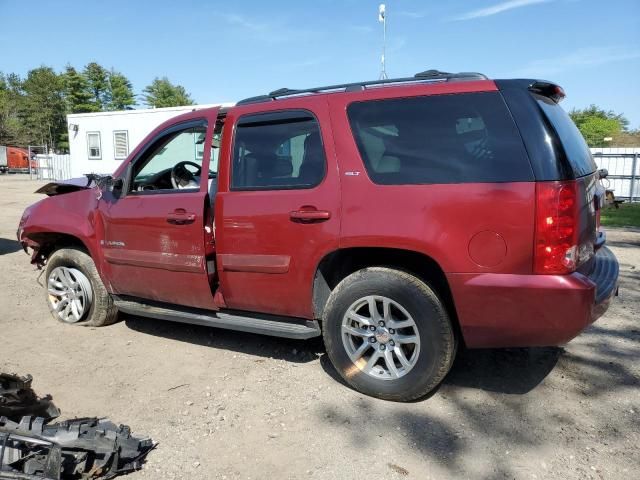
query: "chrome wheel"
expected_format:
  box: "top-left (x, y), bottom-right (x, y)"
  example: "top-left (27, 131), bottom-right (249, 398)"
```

top-left (341, 295), bottom-right (420, 380)
top-left (47, 266), bottom-right (93, 323)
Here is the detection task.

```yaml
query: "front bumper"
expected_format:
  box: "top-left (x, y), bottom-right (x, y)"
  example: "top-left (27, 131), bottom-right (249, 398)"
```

top-left (448, 246), bottom-right (619, 348)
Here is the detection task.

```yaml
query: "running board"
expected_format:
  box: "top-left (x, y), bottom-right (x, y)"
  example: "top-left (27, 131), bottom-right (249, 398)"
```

top-left (112, 296), bottom-right (321, 340)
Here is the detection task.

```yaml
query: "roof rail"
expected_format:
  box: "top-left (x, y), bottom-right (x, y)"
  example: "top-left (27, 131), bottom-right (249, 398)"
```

top-left (236, 69), bottom-right (488, 105)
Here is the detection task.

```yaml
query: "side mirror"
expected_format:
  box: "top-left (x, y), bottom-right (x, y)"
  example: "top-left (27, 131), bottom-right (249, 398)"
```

top-left (598, 168), bottom-right (609, 179)
top-left (106, 177), bottom-right (125, 199)
top-left (87, 172), bottom-right (127, 199)
top-left (109, 177), bottom-right (124, 191)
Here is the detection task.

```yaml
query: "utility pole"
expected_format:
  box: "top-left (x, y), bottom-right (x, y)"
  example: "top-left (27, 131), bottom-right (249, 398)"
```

top-left (379, 4), bottom-right (388, 79)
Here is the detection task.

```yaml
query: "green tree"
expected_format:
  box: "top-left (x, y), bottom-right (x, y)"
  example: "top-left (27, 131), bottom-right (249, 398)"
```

top-left (141, 77), bottom-right (194, 108)
top-left (0, 73), bottom-right (30, 146)
top-left (105, 69), bottom-right (136, 110)
top-left (569, 105), bottom-right (629, 147)
top-left (83, 62), bottom-right (109, 109)
top-left (16, 67), bottom-right (66, 150)
top-left (62, 66), bottom-right (98, 114)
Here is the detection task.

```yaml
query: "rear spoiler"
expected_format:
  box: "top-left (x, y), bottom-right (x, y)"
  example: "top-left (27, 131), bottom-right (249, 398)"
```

top-left (528, 81), bottom-right (566, 103)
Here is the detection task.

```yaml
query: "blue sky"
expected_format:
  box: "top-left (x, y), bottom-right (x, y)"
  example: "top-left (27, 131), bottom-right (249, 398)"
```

top-left (1, 0), bottom-right (639, 127)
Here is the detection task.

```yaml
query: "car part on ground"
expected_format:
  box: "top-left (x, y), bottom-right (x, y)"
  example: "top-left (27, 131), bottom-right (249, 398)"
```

top-left (0, 374), bottom-right (153, 479)
top-left (0, 416), bottom-right (154, 480)
top-left (0, 374), bottom-right (59, 423)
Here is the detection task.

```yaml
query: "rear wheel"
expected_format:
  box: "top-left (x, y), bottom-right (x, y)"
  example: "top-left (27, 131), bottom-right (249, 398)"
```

top-left (323, 267), bottom-right (455, 401)
top-left (45, 248), bottom-right (118, 326)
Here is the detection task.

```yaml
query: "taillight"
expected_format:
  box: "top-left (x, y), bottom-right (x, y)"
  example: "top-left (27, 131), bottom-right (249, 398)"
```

top-left (534, 180), bottom-right (579, 274)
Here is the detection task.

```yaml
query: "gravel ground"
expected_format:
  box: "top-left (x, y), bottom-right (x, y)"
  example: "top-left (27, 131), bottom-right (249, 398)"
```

top-left (1, 174), bottom-right (638, 480)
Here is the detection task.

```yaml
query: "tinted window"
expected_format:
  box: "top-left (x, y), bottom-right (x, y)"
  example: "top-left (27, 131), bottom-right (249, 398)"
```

top-left (535, 95), bottom-right (596, 178)
top-left (232, 110), bottom-right (326, 190)
top-left (347, 92), bottom-right (533, 184)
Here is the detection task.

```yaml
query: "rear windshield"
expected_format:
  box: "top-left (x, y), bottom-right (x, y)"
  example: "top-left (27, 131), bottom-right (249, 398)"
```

top-left (347, 91), bottom-right (533, 185)
top-left (534, 95), bottom-right (596, 178)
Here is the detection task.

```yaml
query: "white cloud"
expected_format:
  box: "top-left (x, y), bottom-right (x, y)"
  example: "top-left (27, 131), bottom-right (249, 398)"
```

top-left (220, 13), bottom-right (267, 32)
top-left (349, 25), bottom-right (374, 34)
top-left (514, 46), bottom-right (640, 77)
top-left (452, 0), bottom-right (552, 21)
top-left (397, 11), bottom-right (427, 19)
top-left (218, 12), bottom-right (319, 45)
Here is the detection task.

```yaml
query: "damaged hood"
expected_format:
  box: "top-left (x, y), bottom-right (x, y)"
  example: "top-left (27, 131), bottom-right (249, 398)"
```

top-left (35, 177), bottom-right (95, 196)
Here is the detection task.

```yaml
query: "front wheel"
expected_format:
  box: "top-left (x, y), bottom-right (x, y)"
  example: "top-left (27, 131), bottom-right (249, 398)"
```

top-left (322, 267), bottom-right (455, 401)
top-left (45, 247), bottom-right (118, 326)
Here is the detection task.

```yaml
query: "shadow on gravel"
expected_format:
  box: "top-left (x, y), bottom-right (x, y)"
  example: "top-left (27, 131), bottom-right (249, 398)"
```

top-left (444, 346), bottom-right (562, 394)
top-left (123, 313), bottom-right (324, 364)
top-left (0, 237), bottom-right (22, 255)
top-left (319, 346), bottom-right (563, 396)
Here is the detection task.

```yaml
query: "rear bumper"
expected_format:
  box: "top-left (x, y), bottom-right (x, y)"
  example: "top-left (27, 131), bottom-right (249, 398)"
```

top-left (448, 246), bottom-right (619, 348)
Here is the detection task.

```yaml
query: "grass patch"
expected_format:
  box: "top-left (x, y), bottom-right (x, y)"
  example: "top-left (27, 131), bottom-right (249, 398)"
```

top-left (601, 202), bottom-right (640, 228)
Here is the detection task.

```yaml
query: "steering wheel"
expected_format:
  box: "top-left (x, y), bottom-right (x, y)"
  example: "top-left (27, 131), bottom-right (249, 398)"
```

top-left (171, 161), bottom-right (202, 189)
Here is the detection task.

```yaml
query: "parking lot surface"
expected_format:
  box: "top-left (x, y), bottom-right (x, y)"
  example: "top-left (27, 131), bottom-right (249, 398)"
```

top-left (1, 175), bottom-right (638, 479)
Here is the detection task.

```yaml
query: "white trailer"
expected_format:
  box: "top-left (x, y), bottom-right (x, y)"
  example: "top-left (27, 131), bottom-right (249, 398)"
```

top-left (66, 103), bottom-right (230, 178)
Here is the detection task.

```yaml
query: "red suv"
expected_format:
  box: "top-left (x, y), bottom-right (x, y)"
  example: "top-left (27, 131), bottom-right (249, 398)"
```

top-left (18, 70), bottom-right (619, 401)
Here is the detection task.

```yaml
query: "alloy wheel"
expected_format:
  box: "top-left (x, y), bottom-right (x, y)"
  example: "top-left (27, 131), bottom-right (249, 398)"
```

top-left (341, 295), bottom-right (420, 380)
top-left (47, 266), bottom-right (93, 323)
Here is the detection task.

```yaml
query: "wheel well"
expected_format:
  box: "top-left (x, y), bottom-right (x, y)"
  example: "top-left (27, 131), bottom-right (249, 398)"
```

top-left (313, 247), bottom-right (462, 341)
top-left (29, 233), bottom-right (89, 265)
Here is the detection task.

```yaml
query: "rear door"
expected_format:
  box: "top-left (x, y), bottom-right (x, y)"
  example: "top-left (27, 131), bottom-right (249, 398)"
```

top-left (99, 109), bottom-right (220, 310)
top-left (215, 100), bottom-right (340, 319)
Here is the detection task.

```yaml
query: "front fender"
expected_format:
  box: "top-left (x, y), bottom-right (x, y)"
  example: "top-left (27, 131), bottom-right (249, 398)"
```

top-left (18, 188), bottom-right (105, 277)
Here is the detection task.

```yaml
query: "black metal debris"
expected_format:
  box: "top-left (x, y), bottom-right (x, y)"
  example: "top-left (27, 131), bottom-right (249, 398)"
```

top-left (0, 374), bottom-right (154, 479)
top-left (0, 374), bottom-right (60, 422)
top-left (0, 416), bottom-right (154, 480)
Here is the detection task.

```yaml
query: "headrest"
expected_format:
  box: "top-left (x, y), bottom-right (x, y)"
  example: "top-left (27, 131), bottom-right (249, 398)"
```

top-left (377, 155), bottom-right (401, 173)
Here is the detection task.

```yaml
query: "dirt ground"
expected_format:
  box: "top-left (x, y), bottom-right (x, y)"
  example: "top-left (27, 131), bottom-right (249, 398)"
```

top-left (1, 174), bottom-right (638, 480)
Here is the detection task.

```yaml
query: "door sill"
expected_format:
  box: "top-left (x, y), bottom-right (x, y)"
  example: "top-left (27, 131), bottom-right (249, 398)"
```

top-left (112, 295), bottom-right (321, 340)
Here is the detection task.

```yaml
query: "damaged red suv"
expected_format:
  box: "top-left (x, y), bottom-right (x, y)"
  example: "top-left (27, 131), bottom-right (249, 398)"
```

top-left (18, 70), bottom-right (619, 401)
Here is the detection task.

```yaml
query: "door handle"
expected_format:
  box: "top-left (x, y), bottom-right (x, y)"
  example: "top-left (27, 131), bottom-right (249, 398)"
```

top-left (167, 209), bottom-right (196, 225)
top-left (289, 207), bottom-right (331, 223)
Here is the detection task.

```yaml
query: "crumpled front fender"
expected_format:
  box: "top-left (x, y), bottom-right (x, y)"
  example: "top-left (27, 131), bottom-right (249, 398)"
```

top-left (18, 187), bottom-right (102, 268)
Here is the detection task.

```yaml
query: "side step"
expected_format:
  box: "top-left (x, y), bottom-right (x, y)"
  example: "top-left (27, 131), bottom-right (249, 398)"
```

top-left (112, 296), bottom-right (321, 340)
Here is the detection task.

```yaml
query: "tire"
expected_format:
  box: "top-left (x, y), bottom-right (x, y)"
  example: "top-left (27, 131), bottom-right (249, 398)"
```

top-left (322, 267), bottom-right (455, 402)
top-left (45, 247), bottom-right (118, 327)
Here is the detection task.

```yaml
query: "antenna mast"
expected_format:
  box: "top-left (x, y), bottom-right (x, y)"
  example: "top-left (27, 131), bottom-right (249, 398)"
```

top-left (379, 4), bottom-right (388, 79)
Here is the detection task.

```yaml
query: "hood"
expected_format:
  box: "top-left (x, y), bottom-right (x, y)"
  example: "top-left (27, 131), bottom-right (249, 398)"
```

top-left (34, 176), bottom-right (95, 196)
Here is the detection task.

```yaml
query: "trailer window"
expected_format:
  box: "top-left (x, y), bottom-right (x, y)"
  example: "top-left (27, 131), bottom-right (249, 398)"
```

top-left (113, 131), bottom-right (129, 160)
top-left (87, 132), bottom-right (101, 160)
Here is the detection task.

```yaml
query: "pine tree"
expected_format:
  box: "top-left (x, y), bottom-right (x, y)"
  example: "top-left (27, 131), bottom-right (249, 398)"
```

top-left (0, 73), bottom-right (29, 146)
top-left (83, 62), bottom-right (109, 110)
top-left (142, 77), bottom-right (194, 108)
top-left (105, 70), bottom-right (136, 111)
top-left (19, 67), bottom-right (66, 150)
top-left (62, 66), bottom-right (98, 113)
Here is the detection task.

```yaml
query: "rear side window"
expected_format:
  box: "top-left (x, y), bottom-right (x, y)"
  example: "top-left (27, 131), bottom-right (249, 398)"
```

top-left (231, 110), bottom-right (326, 190)
top-left (534, 95), bottom-right (596, 178)
top-left (347, 92), bottom-right (533, 184)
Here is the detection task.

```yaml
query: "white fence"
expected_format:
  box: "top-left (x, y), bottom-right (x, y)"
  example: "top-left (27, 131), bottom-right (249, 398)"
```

top-left (34, 154), bottom-right (71, 181)
top-left (591, 148), bottom-right (639, 202)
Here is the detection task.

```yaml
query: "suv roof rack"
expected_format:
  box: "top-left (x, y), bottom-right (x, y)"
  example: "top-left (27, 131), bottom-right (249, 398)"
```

top-left (237, 69), bottom-right (488, 105)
